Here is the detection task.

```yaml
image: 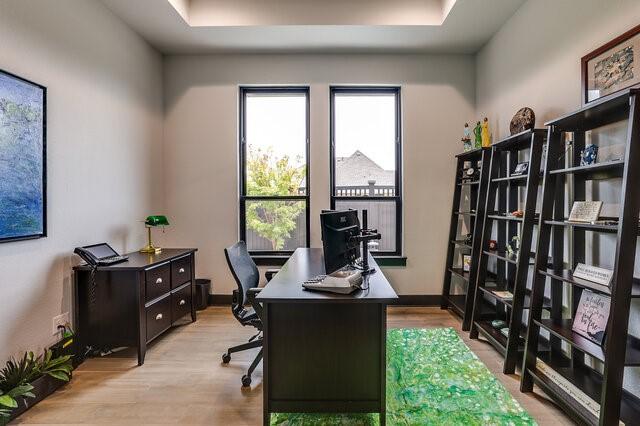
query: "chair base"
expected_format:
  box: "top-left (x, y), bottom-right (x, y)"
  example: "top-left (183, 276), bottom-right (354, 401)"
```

top-left (222, 335), bottom-right (263, 387)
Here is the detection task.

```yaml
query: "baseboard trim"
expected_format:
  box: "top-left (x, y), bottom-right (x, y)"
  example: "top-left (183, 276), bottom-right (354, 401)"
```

top-left (208, 294), bottom-right (441, 307)
top-left (392, 295), bottom-right (442, 306)
top-left (208, 294), bottom-right (233, 306)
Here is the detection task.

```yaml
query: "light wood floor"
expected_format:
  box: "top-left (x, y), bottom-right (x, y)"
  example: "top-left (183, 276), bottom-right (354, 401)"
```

top-left (13, 307), bottom-right (573, 425)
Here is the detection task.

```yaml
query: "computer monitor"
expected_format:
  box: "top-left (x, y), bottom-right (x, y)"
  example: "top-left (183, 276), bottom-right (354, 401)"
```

top-left (320, 209), bottom-right (361, 274)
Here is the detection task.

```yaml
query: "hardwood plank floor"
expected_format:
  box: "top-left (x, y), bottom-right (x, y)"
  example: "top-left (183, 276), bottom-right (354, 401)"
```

top-left (12, 307), bottom-right (573, 425)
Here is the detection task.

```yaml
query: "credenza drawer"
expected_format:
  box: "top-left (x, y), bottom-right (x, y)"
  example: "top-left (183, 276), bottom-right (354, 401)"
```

top-left (146, 295), bottom-right (171, 342)
top-left (145, 263), bottom-right (171, 302)
top-left (171, 255), bottom-right (191, 288)
top-left (172, 284), bottom-right (192, 323)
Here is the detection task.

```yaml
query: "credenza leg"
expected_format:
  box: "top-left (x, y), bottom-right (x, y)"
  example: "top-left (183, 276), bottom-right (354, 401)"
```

top-left (138, 344), bottom-right (146, 366)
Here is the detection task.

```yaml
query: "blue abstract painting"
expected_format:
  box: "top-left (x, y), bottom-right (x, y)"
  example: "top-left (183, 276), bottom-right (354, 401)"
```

top-left (0, 70), bottom-right (46, 242)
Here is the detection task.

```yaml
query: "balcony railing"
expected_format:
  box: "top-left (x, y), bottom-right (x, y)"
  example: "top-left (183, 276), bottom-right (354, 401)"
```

top-left (248, 183), bottom-right (396, 252)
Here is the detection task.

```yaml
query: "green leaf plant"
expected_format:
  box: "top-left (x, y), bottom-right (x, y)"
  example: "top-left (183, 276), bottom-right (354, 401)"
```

top-left (0, 350), bottom-right (72, 423)
top-left (246, 147), bottom-right (306, 251)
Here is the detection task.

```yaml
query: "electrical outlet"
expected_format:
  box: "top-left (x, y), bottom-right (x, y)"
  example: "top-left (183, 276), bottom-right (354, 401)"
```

top-left (52, 312), bottom-right (70, 336)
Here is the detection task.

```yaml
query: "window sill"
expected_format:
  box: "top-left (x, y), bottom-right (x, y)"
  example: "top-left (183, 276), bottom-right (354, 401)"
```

top-left (252, 254), bottom-right (407, 267)
top-left (374, 256), bottom-right (407, 267)
top-left (252, 255), bottom-right (290, 266)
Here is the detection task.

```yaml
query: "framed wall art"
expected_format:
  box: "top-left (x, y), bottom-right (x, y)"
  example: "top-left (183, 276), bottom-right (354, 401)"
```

top-left (0, 69), bottom-right (47, 243)
top-left (581, 24), bottom-right (640, 104)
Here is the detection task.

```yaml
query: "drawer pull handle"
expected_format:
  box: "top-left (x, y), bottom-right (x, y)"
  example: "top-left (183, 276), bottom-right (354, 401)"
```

top-left (156, 278), bottom-right (163, 284)
top-left (155, 313), bottom-right (163, 321)
top-left (179, 299), bottom-right (186, 306)
top-left (178, 267), bottom-right (185, 273)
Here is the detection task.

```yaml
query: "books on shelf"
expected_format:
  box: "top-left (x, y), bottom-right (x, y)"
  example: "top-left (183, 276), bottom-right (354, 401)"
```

top-left (492, 290), bottom-right (513, 301)
top-left (572, 290), bottom-right (611, 345)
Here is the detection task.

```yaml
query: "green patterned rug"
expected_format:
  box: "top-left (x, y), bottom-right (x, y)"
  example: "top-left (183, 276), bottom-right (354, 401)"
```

top-left (271, 328), bottom-right (536, 425)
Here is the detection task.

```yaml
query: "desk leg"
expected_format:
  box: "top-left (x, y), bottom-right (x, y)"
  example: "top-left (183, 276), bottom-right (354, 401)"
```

top-left (262, 302), bottom-right (270, 426)
top-left (380, 303), bottom-right (387, 426)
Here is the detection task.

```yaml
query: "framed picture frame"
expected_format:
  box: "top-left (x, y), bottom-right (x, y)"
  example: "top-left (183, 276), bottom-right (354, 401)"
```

top-left (567, 201), bottom-right (603, 223)
top-left (0, 69), bottom-right (47, 243)
top-left (581, 24), bottom-right (640, 104)
top-left (511, 161), bottom-right (529, 177)
top-left (572, 290), bottom-right (611, 345)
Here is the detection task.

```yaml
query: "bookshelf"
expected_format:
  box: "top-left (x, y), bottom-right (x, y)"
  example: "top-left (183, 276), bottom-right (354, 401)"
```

top-left (521, 88), bottom-right (640, 425)
top-left (468, 128), bottom-right (549, 374)
top-left (441, 147), bottom-right (491, 331)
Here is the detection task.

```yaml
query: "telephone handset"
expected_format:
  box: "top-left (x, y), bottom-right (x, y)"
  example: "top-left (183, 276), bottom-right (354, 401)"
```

top-left (74, 247), bottom-right (101, 266)
top-left (74, 243), bottom-right (129, 266)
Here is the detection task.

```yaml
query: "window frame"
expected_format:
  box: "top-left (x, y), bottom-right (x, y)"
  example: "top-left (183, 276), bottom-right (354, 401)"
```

top-left (239, 86), bottom-right (311, 256)
top-left (329, 86), bottom-right (403, 257)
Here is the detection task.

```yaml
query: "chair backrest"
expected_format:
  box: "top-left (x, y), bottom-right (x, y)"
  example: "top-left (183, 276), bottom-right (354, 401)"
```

top-left (224, 241), bottom-right (259, 312)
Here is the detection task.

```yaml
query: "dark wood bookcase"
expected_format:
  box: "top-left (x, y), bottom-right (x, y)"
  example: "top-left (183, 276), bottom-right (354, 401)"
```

top-left (441, 147), bottom-right (491, 331)
top-left (468, 129), bottom-right (548, 374)
top-left (521, 88), bottom-right (640, 425)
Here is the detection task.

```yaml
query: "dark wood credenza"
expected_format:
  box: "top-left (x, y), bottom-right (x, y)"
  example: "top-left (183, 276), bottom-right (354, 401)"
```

top-left (73, 248), bottom-right (197, 365)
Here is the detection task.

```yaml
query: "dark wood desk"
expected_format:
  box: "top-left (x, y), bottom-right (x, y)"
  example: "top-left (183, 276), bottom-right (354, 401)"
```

top-left (256, 248), bottom-right (397, 425)
top-left (73, 248), bottom-right (197, 366)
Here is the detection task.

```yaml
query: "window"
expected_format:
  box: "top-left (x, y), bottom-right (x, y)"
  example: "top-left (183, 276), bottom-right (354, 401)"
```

top-left (330, 86), bottom-right (402, 256)
top-left (239, 87), bottom-right (310, 255)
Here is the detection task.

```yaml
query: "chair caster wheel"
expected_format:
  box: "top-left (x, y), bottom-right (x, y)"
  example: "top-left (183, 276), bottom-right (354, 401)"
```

top-left (222, 353), bottom-right (231, 364)
top-left (242, 375), bottom-right (251, 387)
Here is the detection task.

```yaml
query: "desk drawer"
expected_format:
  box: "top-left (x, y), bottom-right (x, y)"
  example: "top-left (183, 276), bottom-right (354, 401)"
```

top-left (171, 255), bottom-right (191, 288)
top-left (172, 284), bottom-right (192, 323)
top-left (145, 263), bottom-right (171, 302)
top-left (146, 295), bottom-right (171, 342)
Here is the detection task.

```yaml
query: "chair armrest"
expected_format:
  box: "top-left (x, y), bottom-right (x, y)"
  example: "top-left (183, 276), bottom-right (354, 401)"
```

top-left (265, 269), bottom-right (280, 282)
top-left (247, 287), bottom-right (264, 320)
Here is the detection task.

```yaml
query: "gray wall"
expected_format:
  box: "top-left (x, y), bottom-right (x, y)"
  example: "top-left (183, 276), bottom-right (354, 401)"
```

top-left (475, 0), bottom-right (640, 395)
top-left (0, 0), bottom-right (164, 362)
top-left (162, 53), bottom-right (476, 296)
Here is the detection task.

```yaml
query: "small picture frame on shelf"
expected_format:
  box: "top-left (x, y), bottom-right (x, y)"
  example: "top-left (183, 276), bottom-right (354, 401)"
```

top-left (573, 263), bottom-right (613, 287)
top-left (567, 201), bottom-right (603, 223)
top-left (572, 290), bottom-right (611, 345)
top-left (511, 162), bottom-right (529, 176)
top-left (462, 255), bottom-right (471, 272)
top-left (579, 144), bottom-right (598, 166)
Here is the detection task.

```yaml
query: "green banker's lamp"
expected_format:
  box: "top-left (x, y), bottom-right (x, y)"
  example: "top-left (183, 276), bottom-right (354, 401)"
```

top-left (140, 215), bottom-right (169, 254)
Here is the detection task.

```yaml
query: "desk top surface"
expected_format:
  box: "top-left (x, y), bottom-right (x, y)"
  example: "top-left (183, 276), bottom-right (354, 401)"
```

top-left (73, 248), bottom-right (197, 271)
top-left (256, 248), bottom-right (398, 303)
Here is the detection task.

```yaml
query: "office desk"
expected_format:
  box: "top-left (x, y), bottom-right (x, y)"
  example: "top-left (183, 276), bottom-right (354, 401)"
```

top-left (256, 248), bottom-right (397, 425)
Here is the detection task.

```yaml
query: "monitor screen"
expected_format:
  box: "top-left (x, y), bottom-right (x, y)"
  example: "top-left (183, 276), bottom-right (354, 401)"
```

top-left (83, 243), bottom-right (118, 260)
top-left (320, 210), bottom-right (360, 274)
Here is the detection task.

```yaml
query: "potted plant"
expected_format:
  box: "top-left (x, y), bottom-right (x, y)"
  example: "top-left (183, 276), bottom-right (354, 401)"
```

top-left (0, 350), bottom-right (73, 424)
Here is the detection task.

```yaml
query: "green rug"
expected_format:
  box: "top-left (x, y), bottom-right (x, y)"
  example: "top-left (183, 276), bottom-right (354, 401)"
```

top-left (271, 328), bottom-right (536, 425)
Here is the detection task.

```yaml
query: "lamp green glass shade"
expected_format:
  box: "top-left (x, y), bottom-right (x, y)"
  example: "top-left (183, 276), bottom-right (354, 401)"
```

top-left (145, 215), bottom-right (170, 227)
top-left (141, 215), bottom-right (170, 253)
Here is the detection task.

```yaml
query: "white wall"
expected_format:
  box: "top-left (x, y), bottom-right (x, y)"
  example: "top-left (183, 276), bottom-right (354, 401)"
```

top-left (476, 0), bottom-right (640, 134)
top-left (476, 0), bottom-right (640, 392)
top-left (163, 53), bottom-right (476, 296)
top-left (0, 0), bottom-right (163, 362)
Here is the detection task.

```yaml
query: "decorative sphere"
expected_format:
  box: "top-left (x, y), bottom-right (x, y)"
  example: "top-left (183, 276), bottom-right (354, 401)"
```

top-left (510, 107), bottom-right (535, 135)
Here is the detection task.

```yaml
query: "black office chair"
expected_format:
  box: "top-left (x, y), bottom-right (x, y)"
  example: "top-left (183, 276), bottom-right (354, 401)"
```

top-left (222, 241), bottom-right (278, 387)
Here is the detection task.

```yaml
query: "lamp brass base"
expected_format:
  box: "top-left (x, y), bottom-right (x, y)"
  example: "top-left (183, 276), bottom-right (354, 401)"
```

top-left (140, 245), bottom-right (162, 254)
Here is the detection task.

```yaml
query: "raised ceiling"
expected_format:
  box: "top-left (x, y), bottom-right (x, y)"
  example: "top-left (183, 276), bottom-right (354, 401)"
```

top-left (101, 0), bottom-right (524, 54)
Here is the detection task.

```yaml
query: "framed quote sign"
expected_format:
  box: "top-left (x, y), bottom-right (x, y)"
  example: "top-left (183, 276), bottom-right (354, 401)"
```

top-left (572, 290), bottom-right (611, 345)
top-left (581, 24), bottom-right (640, 104)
